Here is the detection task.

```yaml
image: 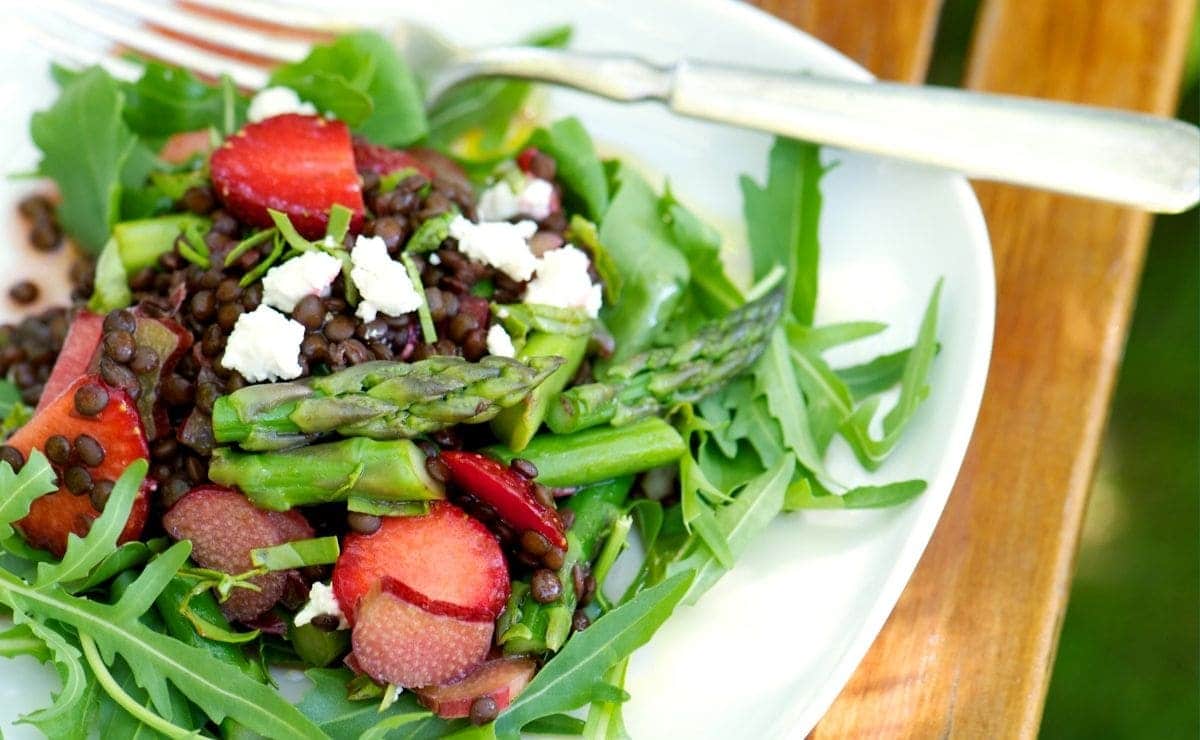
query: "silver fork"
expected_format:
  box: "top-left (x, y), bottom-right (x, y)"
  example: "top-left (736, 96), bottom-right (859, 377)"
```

top-left (23, 0), bottom-right (1200, 214)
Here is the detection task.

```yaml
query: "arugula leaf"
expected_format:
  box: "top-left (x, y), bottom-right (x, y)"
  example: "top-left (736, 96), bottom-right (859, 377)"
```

top-left (660, 186), bottom-right (742, 315)
top-left (529, 117), bottom-right (609, 221)
top-left (739, 138), bottom-right (824, 325)
top-left (0, 622), bottom-right (51, 661)
top-left (494, 570), bottom-right (694, 738)
top-left (298, 667), bottom-right (459, 738)
top-left (426, 25), bottom-right (571, 164)
top-left (835, 347), bottom-right (917, 401)
top-left (596, 165), bottom-right (689, 362)
top-left (668, 455), bottom-right (793, 604)
top-left (582, 658), bottom-right (629, 740)
top-left (0, 570), bottom-right (325, 739)
top-left (788, 320), bottom-right (886, 352)
top-left (843, 280), bottom-right (943, 469)
top-left (271, 31), bottom-right (428, 146)
top-left (524, 714), bottom-right (586, 735)
top-left (0, 450), bottom-right (58, 544)
top-left (784, 478), bottom-right (926, 510)
top-left (122, 61), bottom-right (245, 138)
top-left (754, 329), bottom-right (826, 476)
top-left (13, 615), bottom-right (98, 740)
top-left (30, 67), bottom-right (139, 253)
top-left (35, 459), bottom-right (147, 589)
top-left (72, 539), bottom-right (163, 593)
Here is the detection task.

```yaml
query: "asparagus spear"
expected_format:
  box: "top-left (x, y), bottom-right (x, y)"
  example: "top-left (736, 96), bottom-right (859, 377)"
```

top-left (490, 331), bottom-right (588, 452)
top-left (545, 285), bottom-right (785, 434)
top-left (484, 417), bottom-right (686, 488)
top-left (208, 438), bottom-right (443, 511)
top-left (498, 477), bottom-right (633, 654)
top-left (212, 355), bottom-right (564, 450)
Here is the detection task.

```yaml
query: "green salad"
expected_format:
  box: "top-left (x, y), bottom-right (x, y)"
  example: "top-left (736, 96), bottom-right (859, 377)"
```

top-left (0, 26), bottom-right (940, 740)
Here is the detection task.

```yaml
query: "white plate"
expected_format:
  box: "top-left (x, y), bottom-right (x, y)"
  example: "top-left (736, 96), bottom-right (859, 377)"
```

top-left (0, 2), bottom-right (994, 737)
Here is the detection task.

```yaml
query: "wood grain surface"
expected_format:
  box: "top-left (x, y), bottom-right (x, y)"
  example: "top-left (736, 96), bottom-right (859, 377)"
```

top-left (753, 0), bottom-right (1195, 736)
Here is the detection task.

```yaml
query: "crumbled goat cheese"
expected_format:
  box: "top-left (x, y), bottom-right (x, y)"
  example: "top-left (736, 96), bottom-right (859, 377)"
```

top-left (221, 306), bottom-right (305, 382)
top-left (486, 324), bottom-right (516, 358)
top-left (247, 86), bottom-right (317, 122)
top-left (476, 177), bottom-right (557, 222)
top-left (448, 216), bottom-right (539, 281)
top-left (428, 253), bottom-right (442, 266)
top-left (294, 582), bottom-right (348, 630)
top-left (524, 245), bottom-right (603, 318)
top-left (351, 235), bottom-right (423, 322)
top-left (261, 251), bottom-right (342, 313)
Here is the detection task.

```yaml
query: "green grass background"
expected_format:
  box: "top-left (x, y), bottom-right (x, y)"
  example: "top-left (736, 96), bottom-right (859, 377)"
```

top-left (925, 2), bottom-right (1200, 736)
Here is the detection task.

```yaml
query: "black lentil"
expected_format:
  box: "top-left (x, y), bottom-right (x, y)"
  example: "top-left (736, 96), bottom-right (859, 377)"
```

top-left (103, 330), bottom-right (136, 363)
top-left (520, 529), bottom-right (551, 557)
top-left (425, 455), bottom-right (451, 484)
top-left (324, 315), bottom-right (356, 342)
top-left (293, 295), bottom-right (326, 330)
top-left (571, 610), bottom-right (591, 632)
top-left (99, 358), bottom-right (138, 393)
top-left (530, 569), bottom-right (562, 604)
top-left (469, 696), bottom-right (499, 726)
top-left (130, 346), bottom-right (160, 374)
top-left (9, 281), bottom-right (39, 305)
top-left (542, 547), bottom-right (565, 571)
top-left (0, 445), bottom-right (25, 472)
top-left (310, 614), bottom-right (341, 632)
top-left (44, 434), bottom-right (71, 465)
top-left (509, 458), bottom-right (538, 480)
top-left (89, 479), bottom-right (114, 511)
top-left (73, 434), bottom-right (105, 467)
top-left (64, 466), bottom-right (93, 495)
top-left (347, 512), bottom-right (382, 535)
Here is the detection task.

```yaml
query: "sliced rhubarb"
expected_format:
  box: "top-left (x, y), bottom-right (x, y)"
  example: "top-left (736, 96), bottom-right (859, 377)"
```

top-left (211, 114), bottom-right (364, 239)
top-left (440, 451), bottom-right (566, 550)
top-left (160, 130), bottom-right (214, 165)
top-left (351, 577), bottom-right (493, 688)
top-left (162, 485), bottom-right (314, 622)
top-left (415, 657), bottom-right (536, 718)
top-left (38, 311), bottom-right (103, 413)
top-left (332, 501), bottom-right (508, 624)
top-left (13, 376), bottom-right (150, 557)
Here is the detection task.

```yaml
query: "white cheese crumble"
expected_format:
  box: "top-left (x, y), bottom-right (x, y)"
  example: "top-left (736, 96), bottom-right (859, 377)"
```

top-left (350, 235), bottom-right (423, 322)
top-left (486, 324), bottom-right (516, 358)
top-left (476, 177), bottom-right (557, 222)
top-left (261, 251), bottom-right (342, 313)
top-left (448, 216), bottom-right (539, 282)
top-left (247, 86), bottom-right (317, 122)
top-left (221, 306), bottom-right (305, 382)
top-left (294, 582), bottom-right (348, 630)
top-left (524, 245), bottom-right (603, 318)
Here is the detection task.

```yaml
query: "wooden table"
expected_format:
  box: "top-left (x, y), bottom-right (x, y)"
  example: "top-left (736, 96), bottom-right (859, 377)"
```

top-left (750, 0), bottom-right (1195, 736)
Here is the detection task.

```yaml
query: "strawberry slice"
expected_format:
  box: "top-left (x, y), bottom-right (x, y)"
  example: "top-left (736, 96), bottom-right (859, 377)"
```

top-left (333, 501), bottom-right (508, 624)
top-left (211, 114), bottom-right (364, 239)
top-left (351, 577), bottom-right (493, 688)
top-left (415, 657), bottom-right (536, 718)
top-left (38, 311), bottom-right (104, 414)
top-left (13, 376), bottom-right (150, 557)
top-left (352, 139), bottom-right (434, 178)
top-left (163, 485), bottom-right (314, 623)
top-left (440, 451), bottom-right (567, 550)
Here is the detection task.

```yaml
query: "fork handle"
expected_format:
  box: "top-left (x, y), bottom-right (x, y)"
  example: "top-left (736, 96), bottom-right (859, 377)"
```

top-left (440, 49), bottom-right (1199, 213)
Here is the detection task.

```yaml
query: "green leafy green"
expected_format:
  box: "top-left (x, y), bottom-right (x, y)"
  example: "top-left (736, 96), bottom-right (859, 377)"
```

top-left (788, 320), bottom-right (886, 352)
top-left (529, 117), bottom-right (609, 221)
top-left (298, 668), bottom-right (458, 738)
top-left (72, 540), bottom-right (164, 593)
top-left (0, 622), bottom-right (51, 661)
top-left (14, 616), bottom-right (99, 740)
top-left (494, 570), bottom-right (694, 739)
top-left (0, 450), bottom-right (58, 545)
top-left (426, 25), bottom-right (571, 164)
top-left (30, 67), bottom-right (140, 253)
top-left (0, 570), bottom-right (325, 738)
top-left (597, 165), bottom-right (690, 362)
top-left (35, 460), bottom-right (147, 589)
top-left (524, 714), bottom-right (587, 735)
top-left (660, 186), bottom-right (742, 315)
top-left (405, 211), bottom-right (455, 253)
top-left (784, 477), bottom-right (926, 510)
top-left (270, 31), bottom-right (428, 146)
top-left (403, 253), bottom-right (439, 344)
top-left (250, 536), bottom-right (340, 571)
top-left (754, 330), bottom-right (826, 477)
top-left (739, 138), bottom-right (824, 324)
top-left (835, 347), bottom-right (915, 400)
top-left (122, 61), bottom-right (245, 138)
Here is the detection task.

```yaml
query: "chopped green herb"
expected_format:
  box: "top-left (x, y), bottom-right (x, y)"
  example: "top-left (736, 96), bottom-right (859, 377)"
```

top-left (405, 211), bottom-right (456, 254)
top-left (401, 253), bottom-right (438, 345)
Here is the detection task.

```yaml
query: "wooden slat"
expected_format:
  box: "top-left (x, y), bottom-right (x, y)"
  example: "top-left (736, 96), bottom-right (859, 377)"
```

top-left (806, 0), bottom-right (1196, 737)
top-left (750, 0), bottom-right (945, 83)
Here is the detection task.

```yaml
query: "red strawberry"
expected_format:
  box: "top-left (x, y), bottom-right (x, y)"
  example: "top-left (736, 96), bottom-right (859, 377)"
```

top-left (516, 147), bottom-right (539, 173)
top-left (38, 311), bottom-right (103, 414)
top-left (13, 376), bottom-right (150, 557)
top-left (332, 501), bottom-right (508, 624)
top-left (439, 451), bottom-right (567, 550)
top-left (415, 657), bottom-right (536, 718)
top-left (351, 577), bottom-right (493, 688)
top-left (352, 139), bottom-right (434, 178)
top-left (211, 114), bottom-right (364, 239)
top-left (162, 485), bottom-right (314, 623)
